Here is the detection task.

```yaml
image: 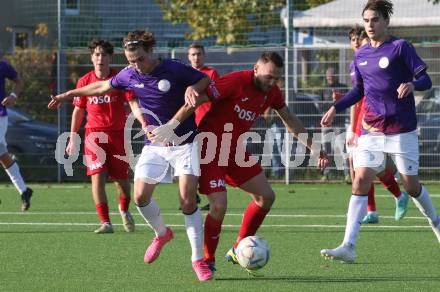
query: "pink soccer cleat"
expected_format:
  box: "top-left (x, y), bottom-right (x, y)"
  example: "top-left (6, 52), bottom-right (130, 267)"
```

top-left (144, 227), bottom-right (174, 264)
top-left (192, 259), bottom-right (213, 281)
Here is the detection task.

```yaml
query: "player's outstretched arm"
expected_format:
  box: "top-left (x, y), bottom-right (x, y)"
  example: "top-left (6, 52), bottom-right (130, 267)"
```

top-left (321, 106), bottom-right (336, 128)
top-left (48, 80), bottom-right (113, 109)
top-left (276, 106), bottom-right (310, 148)
top-left (185, 76), bottom-right (210, 107)
top-left (276, 106), bottom-right (330, 169)
top-left (149, 93), bottom-right (209, 144)
top-left (1, 76), bottom-right (22, 107)
top-left (127, 99), bottom-right (148, 131)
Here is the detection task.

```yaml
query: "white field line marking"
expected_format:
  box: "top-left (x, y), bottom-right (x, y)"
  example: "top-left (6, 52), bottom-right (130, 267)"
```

top-left (0, 185), bottom-right (88, 189)
top-left (0, 211), bottom-right (429, 221)
top-left (0, 222), bottom-right (432, 229)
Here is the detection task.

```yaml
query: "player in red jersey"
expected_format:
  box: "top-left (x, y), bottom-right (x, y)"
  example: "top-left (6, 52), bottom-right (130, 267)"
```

top-left (187, 43), bottom-right (220, 126)
top-left (165, 51), bottom-right (329, 272)
top-left (345, 26), bottom-right (408, 225)
top-left (67, 39), bottom-right (136, 234)
top-left (187, 43), bottom-right (220, 211)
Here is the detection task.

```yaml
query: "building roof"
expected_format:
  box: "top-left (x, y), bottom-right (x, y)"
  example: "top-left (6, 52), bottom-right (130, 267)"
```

top-left (293, 0), bottom-right (440, 28)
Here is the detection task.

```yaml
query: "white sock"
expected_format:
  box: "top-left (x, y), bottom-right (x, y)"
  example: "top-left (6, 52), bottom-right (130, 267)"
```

top-left (5, 162), bottom-right (27, 194)
top-left (412, 186), bottom-right (440, 226)
top-left (184, 208), bottom-right (204, 262)
top-left (136, 198), bottom-right (167, 237)
top-left (343, 195), bottom-right (368, 246)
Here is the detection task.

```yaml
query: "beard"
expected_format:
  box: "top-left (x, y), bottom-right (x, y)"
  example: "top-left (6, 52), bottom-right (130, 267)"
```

top-left (254, 76), bottom-right (270, 92)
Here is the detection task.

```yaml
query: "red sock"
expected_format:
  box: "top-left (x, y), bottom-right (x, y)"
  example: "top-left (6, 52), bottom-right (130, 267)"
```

top-left (379, 170), bottom-right (401, 198)
top-left (204, 213), bottom-right (223, 263)
top-left (95, 203), bottom-right (110, 224)
top-left (119, 195), bottom-right (131, 213)
top-left (234, 201), bottom-right (270, 248)
top-left (367, 183), bottom-right (376, 212)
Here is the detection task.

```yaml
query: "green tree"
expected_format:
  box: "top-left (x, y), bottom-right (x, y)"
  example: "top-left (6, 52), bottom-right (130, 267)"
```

top-left (157, 0), bottom-right (332, 45)
top-left (5, 48), bottom-right (56, 124)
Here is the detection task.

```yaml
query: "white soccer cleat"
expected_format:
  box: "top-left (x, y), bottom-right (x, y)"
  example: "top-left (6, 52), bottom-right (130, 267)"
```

top-left (94, 223), bottom-right (114, 234)
top-left (121, 211), bottom-right (135, 233)
top-left (430, 219), bottom-right (440, 243)
top-left (320, 244), bottom-right (356, 263)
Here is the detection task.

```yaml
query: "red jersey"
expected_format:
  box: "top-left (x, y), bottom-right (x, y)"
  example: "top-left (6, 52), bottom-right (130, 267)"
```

top-left (354, 97), bottom-right (366, 136)
top-left (194, 66), bottom-right (220, 126)
top-left (200, 70), bottom-right (285, 137)
top-left (73, 69), bottom-right (134, 130)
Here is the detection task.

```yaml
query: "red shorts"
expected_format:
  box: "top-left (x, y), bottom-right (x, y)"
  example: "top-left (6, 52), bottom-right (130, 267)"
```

top-left (84, 129), bottom-right (129, 180)
top-left (198, 149), bottom-right (262, 195)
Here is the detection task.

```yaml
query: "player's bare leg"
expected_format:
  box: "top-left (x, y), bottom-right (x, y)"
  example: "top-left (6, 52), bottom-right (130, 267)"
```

top-left (348, 155), bottom-right (355, 184)
top-left (401, 174), bottom-right (440, 242)
top-left (0, 152), bottom-right (32, 211)
top-left (321, 167), bottom-right (375, 263)
top-left (179, 174), bottom-right (212, 281)
top-left (91, 171), bottom-right (113, 234)
top-left (114, 179), bottom-right (134, 232)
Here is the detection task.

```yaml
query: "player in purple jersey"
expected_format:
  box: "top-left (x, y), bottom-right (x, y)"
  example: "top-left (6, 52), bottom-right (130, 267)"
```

top-left (0, 59), bottom-right (33, 211)
top-left (48, 30), bottom-right (213, 281)
top-left (320, 0), bottom-right (440, 263)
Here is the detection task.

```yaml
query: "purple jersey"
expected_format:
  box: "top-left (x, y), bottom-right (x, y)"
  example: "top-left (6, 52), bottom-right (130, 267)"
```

top-left (110, 59), bottom-right (206, 144)
top-left (0, 60), bottom-right (18, 116)
top-left (353, 37), bottom-right (427, 134)
top-left (349, 61), bottom-right (356, 87)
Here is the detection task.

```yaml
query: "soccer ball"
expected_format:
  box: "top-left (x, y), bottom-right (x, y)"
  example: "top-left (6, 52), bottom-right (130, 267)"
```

top-left (235, 235), bottom-right (270, 270)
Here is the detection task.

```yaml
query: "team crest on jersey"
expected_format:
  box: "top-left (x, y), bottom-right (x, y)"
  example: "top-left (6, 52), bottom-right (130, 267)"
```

top-left (378, 57), bottom-right (389, 69)
top-left (158, 79), bottom-right (171, 92)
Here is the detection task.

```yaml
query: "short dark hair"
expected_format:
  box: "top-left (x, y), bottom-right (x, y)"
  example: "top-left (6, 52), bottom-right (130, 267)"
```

top-left (362, 0), bottom-right (394, 20)
top-left (188, 43), bottom-right (205, 54)
top-left (88, 39), bottom-right (114, 55)
top-left (258, 51), bottom-right (284, 68)
top-left (348, 25), bottom-right (367, 40)
top-left (123, 30), bottom-right (156, 52)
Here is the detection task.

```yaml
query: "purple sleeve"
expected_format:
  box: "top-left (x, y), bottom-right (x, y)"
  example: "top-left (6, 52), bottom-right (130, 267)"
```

top-left (400, 41), bottom-right (427, 77)
top-left (349, 61), bottom-right (356, 87)
top-left (3, 61), bottom-right (18, 80)
top-left (173, 61), bottom-right (206, 86)
top-left (333, 84), bottom-right (363, 113)
top-left (412, 71), bottom-right (432, 91)
top-left (110, 68), bottom-right (130, 90)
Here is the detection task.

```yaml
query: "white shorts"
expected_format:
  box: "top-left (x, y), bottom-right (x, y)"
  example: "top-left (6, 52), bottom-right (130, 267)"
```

top-left (346, 143), bottom-right (356, 156)
top-left (353, 130), bottom-right (419, 175)
top-left (134, 141), bottom-right (200, 183)
top-left (0, 116), bottom-right (8, 155)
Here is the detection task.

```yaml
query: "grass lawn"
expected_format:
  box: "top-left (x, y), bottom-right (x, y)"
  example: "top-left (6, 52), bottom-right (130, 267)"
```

top-left (1, 183), bottom-right (440, 291)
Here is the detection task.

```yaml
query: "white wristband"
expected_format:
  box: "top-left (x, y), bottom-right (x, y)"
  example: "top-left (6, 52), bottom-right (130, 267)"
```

top-left (10, 92), bottom-right (17, 99)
